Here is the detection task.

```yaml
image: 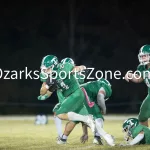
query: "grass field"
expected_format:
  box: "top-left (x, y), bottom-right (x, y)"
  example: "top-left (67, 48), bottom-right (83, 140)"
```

top-left (0, 115), bottom-right (150, 150)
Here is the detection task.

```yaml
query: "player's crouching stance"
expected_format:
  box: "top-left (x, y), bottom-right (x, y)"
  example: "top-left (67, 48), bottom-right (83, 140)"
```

top-left (120, 118), bottom-right (150, 146)
top-left (124, 45), bottom-right (150, 127)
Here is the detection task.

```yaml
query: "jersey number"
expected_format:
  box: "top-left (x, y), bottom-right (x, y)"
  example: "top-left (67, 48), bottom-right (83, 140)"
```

top-left (57, 79), bottom-right (69, 90)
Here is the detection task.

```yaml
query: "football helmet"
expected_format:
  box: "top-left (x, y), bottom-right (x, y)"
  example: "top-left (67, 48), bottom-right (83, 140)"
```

top-left (122, 118), bottom-right (139, 141)
top-left (138, 45), bottom-right (150, 65)
top-left (61, 57), bottom-right (75, 66)
top-left (40, 55), bottom-right (58, 74)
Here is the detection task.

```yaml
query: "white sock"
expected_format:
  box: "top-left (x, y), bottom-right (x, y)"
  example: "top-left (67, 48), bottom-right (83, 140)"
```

top-left (54, 116), bottom-right (62, 137)
top-left (95, 118), bottom-right (107, 137)
top-left (61, 134), bottom-right (68, 140)
top-left (67, 112), bottom-right (88, 123)
top-left (95, 118), bottom-right (104, 128)
top-left (95, 132), bottom-right (101, 137)
top-left (95, 118), bottom-right (104, 137)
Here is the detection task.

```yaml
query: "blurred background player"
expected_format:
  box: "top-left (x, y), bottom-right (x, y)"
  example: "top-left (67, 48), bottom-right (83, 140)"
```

top-left (125, 45), bottom-right (150, 127)
top-left (121, 118), bottom-right (150, 146)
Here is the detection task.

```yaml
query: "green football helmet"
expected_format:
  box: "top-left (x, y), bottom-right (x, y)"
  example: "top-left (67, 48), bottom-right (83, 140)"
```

top-left (122, 118), bottom-right (139, 141)
top-left (138, 45), bottom-right (150, 65)
top-left (61, 57), bottom-right (75, 66)
top-left (40, 55), bottom-right (58, 74)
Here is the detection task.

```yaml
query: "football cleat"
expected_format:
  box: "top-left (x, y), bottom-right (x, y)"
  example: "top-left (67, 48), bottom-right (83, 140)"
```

top-left (103, 134), bottom-right (115, 146)
top-left (56, 136), bottom-right (67, 144)
top-left (93, 136), bottom-right (103, 145)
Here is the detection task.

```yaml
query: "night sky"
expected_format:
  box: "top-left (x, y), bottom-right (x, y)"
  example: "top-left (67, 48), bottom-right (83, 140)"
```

top-left (0, 0), bottom-right (149, 114)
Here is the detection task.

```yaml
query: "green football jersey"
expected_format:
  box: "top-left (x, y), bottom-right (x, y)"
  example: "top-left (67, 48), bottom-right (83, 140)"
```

top-left (137, 65), bottom-right (150, 94)
top-left (56, 89), bottom-right (65, 103)
top-left (40, 66), bottom-right (84, 102)
top-left (56, 72), bottom-right (84, 103)
top-left (80, 78), bottom-right (112, 102)
top-left (130, 124), bottom-right (150, 144)
top-left (54, 62), bottom-right (80, 97)
top-left (75, 72), bottom-right (85, 84)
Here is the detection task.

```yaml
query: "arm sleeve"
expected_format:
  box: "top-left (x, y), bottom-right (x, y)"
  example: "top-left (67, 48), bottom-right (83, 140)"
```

top-left (46, 76), bottom-right (56, 86)
top-left (49, 84), bottom-right (57, 92)
top-left (45, 76), bottom-right (57, 92)
top-left (97, 88), bottom-right (106, 114)
top-left (129, 133), bottom-right (144, 145)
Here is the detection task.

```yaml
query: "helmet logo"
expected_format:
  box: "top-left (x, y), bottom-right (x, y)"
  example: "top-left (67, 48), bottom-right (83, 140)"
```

top-left (126, 119), bottom-right (134, 127)
top-left (51, 58), bottom-right (58, 65)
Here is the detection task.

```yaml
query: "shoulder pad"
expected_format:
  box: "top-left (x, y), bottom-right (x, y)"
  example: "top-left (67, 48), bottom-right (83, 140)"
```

top-left (137, 64), bottom-right (145, 71)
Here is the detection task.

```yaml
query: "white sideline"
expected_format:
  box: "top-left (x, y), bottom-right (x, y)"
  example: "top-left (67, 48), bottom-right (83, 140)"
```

top-left (0, 115), bottom-right (138, 120)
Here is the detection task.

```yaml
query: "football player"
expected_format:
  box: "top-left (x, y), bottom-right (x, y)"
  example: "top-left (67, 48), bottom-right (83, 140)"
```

top-left (38, 57), bottom-right (85, 137)
top-left (58, 78), bottom-right (114, 146)
top-left (38, 55), bottom-right (96, 135)
top-left (125, 45), bottom-right (150, 127)
top-left (120, 118), bottom-right (150, 146)
top-left (38, 55), bottom-right (115, 146)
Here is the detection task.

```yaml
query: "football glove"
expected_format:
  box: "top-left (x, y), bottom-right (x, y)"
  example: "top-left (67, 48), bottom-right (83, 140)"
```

top-left (38, 94), bottom-right (50, 100)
